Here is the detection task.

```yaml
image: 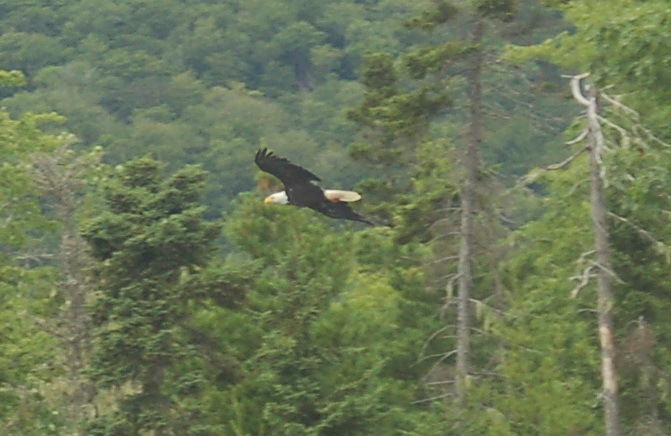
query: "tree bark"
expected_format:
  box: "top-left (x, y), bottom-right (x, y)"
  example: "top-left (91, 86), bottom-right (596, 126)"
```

top-left (455, 16), bottom-right (484, 403)
top-left (571, 74), bottom-right (621, 436)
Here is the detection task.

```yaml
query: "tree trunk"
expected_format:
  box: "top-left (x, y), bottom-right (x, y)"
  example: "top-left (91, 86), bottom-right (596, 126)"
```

top-left (571, 74), bottom-right (621, 436)
top-left (32, 150), bottom-right (97, 434)
top-left (455, 16), bottom-right (484, 403)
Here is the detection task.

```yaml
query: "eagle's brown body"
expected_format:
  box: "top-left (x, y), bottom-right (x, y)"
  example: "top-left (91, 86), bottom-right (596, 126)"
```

top-left (254, 148), bottom-right (372, 225)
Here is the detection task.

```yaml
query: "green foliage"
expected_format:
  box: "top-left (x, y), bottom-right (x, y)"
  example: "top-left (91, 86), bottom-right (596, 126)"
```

top-left (506, 0), bottom-right (671, 134)
top-left (0, 0), bottom-right (438, 220)
top-left (473, 0), bottom-right (519, 22)
top-left (403, 42), bottom-right (477, 79)
top-left (0, 105), bottom-right (73, 434)
top-left (346, 2), bottom-right (635, 433)
top-left (350, 50), bottom-right (452, 141)
top-left (499, 90), bottom-right (671, 434)
top-left (0, 32), bottom-right (68, 75)
top-left (347, 50), bottom-right (454, 223)
top-left (81, 157), bottom-right (225, 434)
top-left (405, 1), bottom-right (460, 30)
top-left (0, 69), bottom-right (26, 88)
top-left (605, 143), bottom-right (671, 432)
top-left (205, 194), bottom-right (441, 435)
top-left (495, 168), bottom-right (604, 434)
top-left (4, 1), bottom-right (671, 434)
top-left (348, 0), bottom-right (569, 226)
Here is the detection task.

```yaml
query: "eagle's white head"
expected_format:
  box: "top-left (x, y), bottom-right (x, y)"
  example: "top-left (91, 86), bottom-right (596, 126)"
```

top-left (264, 191), bottom-right (289, 204)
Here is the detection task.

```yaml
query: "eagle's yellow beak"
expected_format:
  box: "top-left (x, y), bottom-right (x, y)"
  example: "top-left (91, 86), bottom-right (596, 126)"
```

top-left (264, 195), bottom-right (274, 204)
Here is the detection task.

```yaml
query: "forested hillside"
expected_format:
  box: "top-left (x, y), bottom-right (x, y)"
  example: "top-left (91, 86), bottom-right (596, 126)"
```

top-left (1, 0), bottom-right (670, 434)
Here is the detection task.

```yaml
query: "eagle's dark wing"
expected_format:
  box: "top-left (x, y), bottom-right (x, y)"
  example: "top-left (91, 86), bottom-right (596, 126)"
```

top-left (312, 201), bottom-right (373, 225)
top-left (255, 148), bottom-right (321, 185)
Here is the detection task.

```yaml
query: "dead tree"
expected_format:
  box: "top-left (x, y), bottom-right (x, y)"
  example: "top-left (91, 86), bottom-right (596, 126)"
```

top-left (454, 14), bottom-right (488, 403)
top-left (569, 73), bottom-right (621, 436)
top-left (31, 146), bottom-right (101, 434)
top-left (523, 72), bottom-right (671, 435)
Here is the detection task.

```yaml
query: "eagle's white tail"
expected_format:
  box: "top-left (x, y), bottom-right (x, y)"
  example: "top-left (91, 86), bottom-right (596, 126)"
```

top-left (324, 189), bottom-right (361, 202)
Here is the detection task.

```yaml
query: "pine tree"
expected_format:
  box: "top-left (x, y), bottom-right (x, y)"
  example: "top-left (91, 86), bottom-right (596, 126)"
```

top-left (350, 0), bottom-right (521, 414)
top-left (81, 157), bottom-right (222, 435)
top-left (507, 1), bottom-right (671, 432)
top-left (216, 195), bottom-right (439, 435)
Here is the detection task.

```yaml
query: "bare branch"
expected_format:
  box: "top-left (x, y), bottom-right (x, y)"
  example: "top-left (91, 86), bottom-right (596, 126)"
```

top-left (15, 252), bottom-right (55, 262)
top-left (426, 351), bottom-right (460, 392)
top-left (598, 116), bottom-right (633, 149)
top-left (600, 92), bottom-right (640, 120)
top-left (570, 264), bottom-right (597, 298)
top-left (444, 273), bottom-right (461, 303)
top-left (570, 73), bottom-right (592, 107)
top-left (607, 212), bottom-right (665, 248)
top-left (547, 145), bottom-right (590, 170)
top-left (416, 326), bottom-right (451, 364)
top-left (426, 380), bottom-right (455, 386)
top-left (578, 308), bottom-right (598, 314)
top-left (566, 178), bottom-right (590, 197)
top-left (600, 92), bottom-right (670, 148)
top-left (566, 129), bottom-right (589, 145)
top-left (635, 125), bottom-right (671, 148)
top-left (411, 392), bottom-right (454, 404)
top-left (427, 255), bottom-right (460, 265)
top-left (577, 249), bottom-right (597, 263)
top-left (417, 350), bottom-right (458, 365)
top-left (594, 262), bottom-right (625, 285)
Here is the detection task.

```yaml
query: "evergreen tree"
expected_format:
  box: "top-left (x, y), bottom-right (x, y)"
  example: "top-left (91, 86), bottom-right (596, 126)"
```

top-left (349, 0), bottom-right (524, 416)
top-left (508, 0), bottom-right (671, 135)
top-left (214, 195), bottom-right (440, 435)
top-left (81, 157), bottom-right (223, 435)
top-left (507, 1), bottom-right (671, 432)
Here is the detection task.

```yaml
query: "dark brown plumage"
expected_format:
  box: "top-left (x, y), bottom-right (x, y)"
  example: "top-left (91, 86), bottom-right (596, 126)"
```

top-left (254, 148), bottom-right (372, 225)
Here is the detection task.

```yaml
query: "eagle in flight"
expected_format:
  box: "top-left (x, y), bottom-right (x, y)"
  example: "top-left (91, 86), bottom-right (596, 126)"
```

top-left (254, 148), bottom-right (372, 225)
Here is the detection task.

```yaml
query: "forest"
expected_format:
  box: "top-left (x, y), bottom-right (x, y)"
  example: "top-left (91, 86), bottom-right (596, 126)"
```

top-left (1, 0), bottom-right (670, 434)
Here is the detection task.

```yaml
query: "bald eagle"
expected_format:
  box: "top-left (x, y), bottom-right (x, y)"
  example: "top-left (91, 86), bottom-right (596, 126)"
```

top-left (255, 148), bottom-right (372, 225)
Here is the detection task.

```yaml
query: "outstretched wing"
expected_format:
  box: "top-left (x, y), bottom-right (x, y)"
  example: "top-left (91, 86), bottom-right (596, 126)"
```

top-left (255, 148), bottom-right (321, 186)
top-left (312, 201), bottom-right (373, 225)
